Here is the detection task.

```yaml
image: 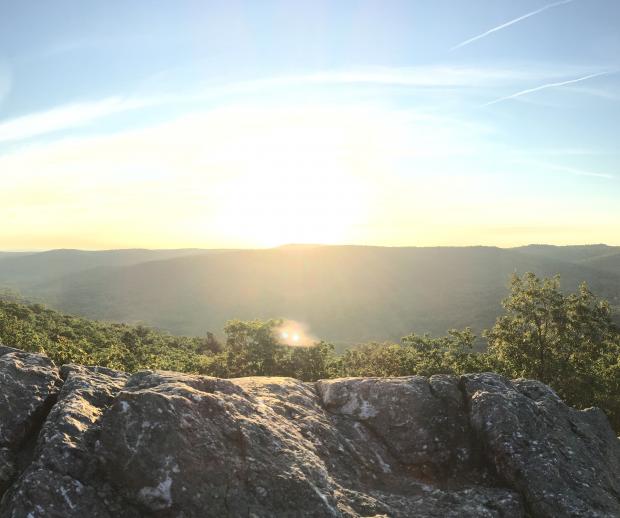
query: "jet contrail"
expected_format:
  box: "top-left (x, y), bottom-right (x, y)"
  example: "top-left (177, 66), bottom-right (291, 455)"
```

top-left (483, 71), bottom-right (613, 106)
top-left (450, 0), bottom-right (576, 51)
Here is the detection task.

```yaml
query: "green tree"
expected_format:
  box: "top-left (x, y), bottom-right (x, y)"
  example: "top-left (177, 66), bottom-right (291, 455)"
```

top-left (281, 341), bottom-right (337, 381)
top-left (336, 329), bottom-right (481, 378)
top-left (485, 272), bottom-right (620, 429)
top-left (401, 328), bottom-right (480, 375)
top-left (223, 319), bottom-right (282, 377)
top-left (198, 331), bottom-right (223, 354)
top-left (337, 342), bottom-right (416, 377)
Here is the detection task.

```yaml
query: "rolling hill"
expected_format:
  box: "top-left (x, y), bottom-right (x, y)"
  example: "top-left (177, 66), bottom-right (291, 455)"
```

top-left (580, 251), bottom-right (620, 275)
top-left (1, 244), bottom-right (619, 344)
top-left (0, 248), bottom-right (234, 289)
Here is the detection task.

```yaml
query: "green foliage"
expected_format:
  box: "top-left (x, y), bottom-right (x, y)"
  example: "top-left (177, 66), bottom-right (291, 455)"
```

top-left (335, 329), bottom-right (482, 378)
top-left (280, 341), bottom-right (338, 381)
top-left (216, 319), bottom-right (336, 380)
top-left (1, 272), bottom-right (619, 432)
top-left (223, 319), bottom-right (282, 377)
top-left (401, 328), bottom-right (483, 375)
top-left (0, 300), bottom-right (216, 373)
top-left (5, 245), bottom-right (620, 344)
top-left (0, 304), bottom-right (337, 382)
top-left (485, 272), bottom-right (620, 431)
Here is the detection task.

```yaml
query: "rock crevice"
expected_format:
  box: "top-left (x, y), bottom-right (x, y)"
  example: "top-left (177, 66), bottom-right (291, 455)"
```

top-left (0, 347), bottom-right (619, 517)
top-left (0, 346), bottom-right (62, 499)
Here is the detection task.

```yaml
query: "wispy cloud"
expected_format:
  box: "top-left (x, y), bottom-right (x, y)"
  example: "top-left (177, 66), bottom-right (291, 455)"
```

top-left (0, 65), bottom-right (563, 146)
top-left (199, 65), bottom-right (576, 96)
top-left (484, 71), bottom-right (614, 106)
top-left (0, 64), bottom-right (611, 148)
top-left (524, 147), bottom-right (615, 156)
top-left (1, 98), bottom-right (615, 248)
top-left (234, 67), bottom-right (529, 89)
top-left (563, 85), bottom-right (620, 101)
top-left (0, 97), bottom-right (153, 144)
top-left (450, 0), bottom-right (577, 51)
top-left (547, 163), bottom-right (613, 179)
top-left (521, 160), bottom-right (614, 179)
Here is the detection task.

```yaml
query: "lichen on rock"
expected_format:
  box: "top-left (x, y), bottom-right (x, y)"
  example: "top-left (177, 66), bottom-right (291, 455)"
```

top-left (0, 347), bottom-right (619, 517)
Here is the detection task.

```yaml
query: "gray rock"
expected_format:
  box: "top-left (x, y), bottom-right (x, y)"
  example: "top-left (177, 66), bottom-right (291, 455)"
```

top-left (0, 350), bottom-right (60, 449)
top-left (35, 364), bottom-right (128, 477)
top-left (462, 373), bottom-right (620, 518)
top-left (0, 449), bottom-right (14, 495)
top-left (0, 348), bottom-right (619, 517)
top-left (1, 468), bottom-right (112, 518)
top-left (0, 364), bottom-right (131, 517)
top-left (0, 347), bottom-right (20, 358)
top-left (0, 346), bottom-right (61, 505)
top-left (96, 373), bottom-right (345, 517)
top-left (95, 373), bottom-right (522, 517)
top-left (316, 375), bottom-right (477, 480)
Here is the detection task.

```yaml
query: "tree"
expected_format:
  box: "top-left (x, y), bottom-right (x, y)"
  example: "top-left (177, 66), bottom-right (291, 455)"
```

top-left (198, 331), bottom-right (223, 354)
top-left (335, 329), bottom-right (481, 378)
top-left (223, 319), bottom-right (282, 377)
top-left (402, 328), bottom-right (480, 375)
top-left (485, 272), bottom-right (620, 429)
top-left (283, 341), bottom-right (336, 381)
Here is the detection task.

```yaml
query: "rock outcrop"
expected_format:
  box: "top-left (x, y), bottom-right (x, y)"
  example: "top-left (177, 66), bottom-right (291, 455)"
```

top-left (0, 345), bottom-right (618, 517)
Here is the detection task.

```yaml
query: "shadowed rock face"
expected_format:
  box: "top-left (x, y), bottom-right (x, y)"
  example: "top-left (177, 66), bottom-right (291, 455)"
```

top-left (0, 347), bottom-right (618, 517)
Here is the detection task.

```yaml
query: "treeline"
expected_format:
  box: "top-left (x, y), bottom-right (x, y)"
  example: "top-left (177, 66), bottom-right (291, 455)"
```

top-left (1, 274), bottom-right (619, 432)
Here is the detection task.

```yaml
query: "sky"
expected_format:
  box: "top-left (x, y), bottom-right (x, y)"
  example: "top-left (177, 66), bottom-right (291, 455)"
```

top-left (0, 0), bottom-right (619, 250)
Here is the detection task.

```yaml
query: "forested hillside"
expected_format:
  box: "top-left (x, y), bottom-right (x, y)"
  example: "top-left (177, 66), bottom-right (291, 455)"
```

top-left (1, 272), bottom-right (619, 432)
top-left (0, 248), bottom-right (229, 288)
top-left (1, 245), bottom-right (619, 343)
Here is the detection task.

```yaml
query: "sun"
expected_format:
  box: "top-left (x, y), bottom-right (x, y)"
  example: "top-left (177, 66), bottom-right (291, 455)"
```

top-left (202, 105), bottom-right (377, 247)
top-left (214, 168), bottom-right (367, 247)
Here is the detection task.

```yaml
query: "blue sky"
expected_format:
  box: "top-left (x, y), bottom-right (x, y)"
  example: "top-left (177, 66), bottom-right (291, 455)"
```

top-left (0, 0), bottom-right (619, 249)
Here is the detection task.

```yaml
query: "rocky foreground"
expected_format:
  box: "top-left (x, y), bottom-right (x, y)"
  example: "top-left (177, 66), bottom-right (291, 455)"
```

top-left (0, 345), bottom-right (619, 517)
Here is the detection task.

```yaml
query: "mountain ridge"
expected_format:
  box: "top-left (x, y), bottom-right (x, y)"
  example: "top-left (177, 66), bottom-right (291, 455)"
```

top-left (1, 245), bottom-right (619, 343)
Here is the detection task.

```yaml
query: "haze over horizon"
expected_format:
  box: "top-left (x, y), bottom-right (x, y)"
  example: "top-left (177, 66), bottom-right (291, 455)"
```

top-left (1, 0), bottom-right (619, 250)
top-left (2, 242), bottom-right (620, 253)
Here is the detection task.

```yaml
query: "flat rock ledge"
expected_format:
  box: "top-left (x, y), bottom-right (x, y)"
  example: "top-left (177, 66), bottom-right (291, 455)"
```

top-left (0, 345), bottom-right (618, 517)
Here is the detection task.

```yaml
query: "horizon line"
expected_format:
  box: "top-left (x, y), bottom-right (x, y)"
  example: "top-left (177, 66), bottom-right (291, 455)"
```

top-left (1, 242), bottom-right (617, 254)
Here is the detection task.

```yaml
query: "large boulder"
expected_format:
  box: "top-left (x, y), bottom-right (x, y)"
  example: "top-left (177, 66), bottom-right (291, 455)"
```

top-left (93, 373), bottom-right (522, 517)
top-left (316, 375), bottom-right (479, 480)
top-left (0, 449), bottom-right (13, 496)
top-left (0, 347), bottom-right (61, 450)
top-left (0, 347), bottom-right (619, 517)
top-left (0, 364), bottom-right (131, 517)
top-left (462, 373), bottom-right (620, 518)
top-left (0, 346), bottom-right (61, 504)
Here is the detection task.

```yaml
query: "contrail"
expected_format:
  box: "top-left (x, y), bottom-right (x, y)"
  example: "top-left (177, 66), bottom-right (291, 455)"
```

top-left (450, 0), bottom-right (576, 51)
top-left (484, 71), bottom-right (613, 106)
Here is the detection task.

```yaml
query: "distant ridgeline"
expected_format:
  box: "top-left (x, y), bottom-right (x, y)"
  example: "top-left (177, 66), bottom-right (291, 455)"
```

top-left (0, 245), bottom-right (619, 343)
top-left (1, 269), bottom-right (619, 433)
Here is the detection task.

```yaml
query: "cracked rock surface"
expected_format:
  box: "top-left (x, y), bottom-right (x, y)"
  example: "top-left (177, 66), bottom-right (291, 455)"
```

top-left (0, 346), bottom-right (619, 517)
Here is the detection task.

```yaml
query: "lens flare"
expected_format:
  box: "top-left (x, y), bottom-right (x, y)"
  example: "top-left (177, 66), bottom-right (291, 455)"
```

top-left (275, 320), bottom-right (318, 347)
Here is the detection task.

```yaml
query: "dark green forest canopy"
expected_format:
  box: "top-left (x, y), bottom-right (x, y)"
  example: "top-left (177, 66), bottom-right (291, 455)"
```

top-left (1, 272), bottom-right (619, 432)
